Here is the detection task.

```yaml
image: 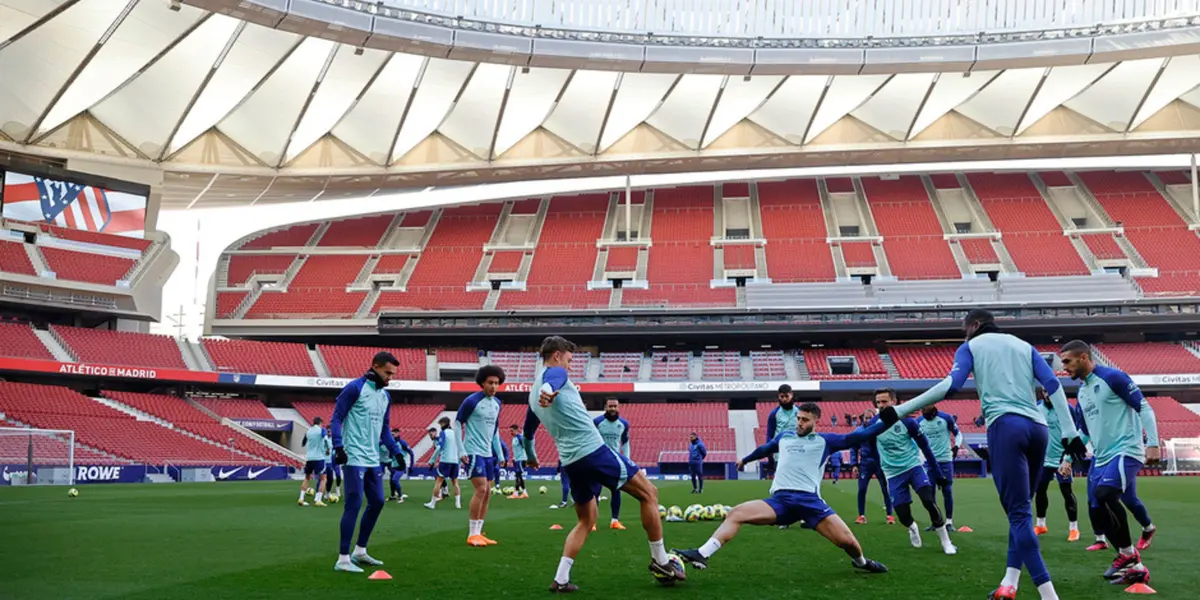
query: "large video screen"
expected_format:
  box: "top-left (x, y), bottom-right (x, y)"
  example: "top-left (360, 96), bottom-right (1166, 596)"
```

top-left (1, 169), bottom-right (148, 237)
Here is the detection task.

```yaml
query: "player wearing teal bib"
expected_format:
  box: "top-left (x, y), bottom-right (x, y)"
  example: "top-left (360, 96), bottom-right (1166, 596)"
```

top-left (1060, 341), bottom-right (1159, 586)
top-left (425, 417), bottom-right (462, 510)
top-left (522, 336), bottom-right (685, 592)
top-left (457, 365), bottom-right (506, 547)
top-left (594, 398), bottom-right (631, 530)
top-left (1032, 387), bottom-right (1080, 543)
top-left (508, 424), bottom-right (529, 497)
top-left (919, 404), bottom-right (962, 529)
top-left (300, 417), bottom-right (329, 507)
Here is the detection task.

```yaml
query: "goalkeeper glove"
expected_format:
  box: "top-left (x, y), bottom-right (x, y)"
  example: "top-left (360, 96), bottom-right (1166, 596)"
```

top-left (333, 447), bottom-right (348, 465)
top-left (1063, 437), bottom-right (1088, 463)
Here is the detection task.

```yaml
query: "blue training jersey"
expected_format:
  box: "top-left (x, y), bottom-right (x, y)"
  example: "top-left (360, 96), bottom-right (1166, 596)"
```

top-left (744, 420), bottom-right (887, 495)
top-left (456, 391), bottom-right (503, 459)
top-left (918, 411), bottom-right (962, 462)
top-left (1076, 365), bottom-right (1159, 465)
top-left (689, 438), bottom-right (707, 463)
top-left (896, 332), bottom-right (1080, 440)
top-left (868, 416), bottom-right (941, 480)
top-left (331, 376), bottom-right (402, 468)
top-left (523, 367), bottom-right (605, 466)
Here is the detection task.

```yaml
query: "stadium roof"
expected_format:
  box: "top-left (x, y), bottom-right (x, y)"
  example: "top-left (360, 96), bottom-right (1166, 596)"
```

top-left (2, 0), bottom-right (1200, 210)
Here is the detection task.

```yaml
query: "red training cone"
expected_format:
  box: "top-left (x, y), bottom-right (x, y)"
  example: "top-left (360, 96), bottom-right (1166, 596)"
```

top-left (1124, 583), bottom-right (1156, 594)
top-left (957, 526), bottom-right (974, 533)
top-left (549, 524), bottom-right (563, 530)
top-left (368, 570), bottom-right (392, 580)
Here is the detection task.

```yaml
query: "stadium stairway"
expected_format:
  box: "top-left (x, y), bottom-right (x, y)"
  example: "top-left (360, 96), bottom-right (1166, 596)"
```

top-left (188, 399), bottom-right (303, 463)
top-left (32, 328), bottom-right (74, 362)
top-left (94, 395), bottom-right (282, 465)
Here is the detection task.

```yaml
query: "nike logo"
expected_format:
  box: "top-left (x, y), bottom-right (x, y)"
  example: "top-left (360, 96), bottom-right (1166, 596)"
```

top-left (247, 466), bottom-right (270, 480)
top-left (216, 467), bottom-right (241, 480)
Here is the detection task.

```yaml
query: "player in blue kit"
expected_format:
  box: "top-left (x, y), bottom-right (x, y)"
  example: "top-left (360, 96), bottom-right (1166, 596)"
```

top-left (763, 384), bottom-right (799, 477)
top-left (425, 417), bottom-right (463, 510)
top-left (851, 408), bottom-right (894, 525)
top-left (867, 389), bottom-right (957, 555)
top-left (1031, 388), bottom-right (1080, 542)
top-left (671, 402), bottom-right (889, 574)
top-left (594, 398), bottom-right (631, 529)
top-left (324, 441), bottom-right (342, 499)
top-left (1059, 340), bottom-right (1159, 584)
top-left (688, 432), bottom-right (707, 493)
top-left (300, 417), bottom-right (329, 507)
top-left (508, 424), bottom-right (529, 498)
top-left (919, 404), bottom-right (963, 530)
top-left (523, 336), bottom-right (685, 592)
top-left (330, 352), bottom-right (405, 573)
top-left (827, 448), bottom-right (843, 484)
top-left (892, 310), bottom-right (1086, 600)
top-left (492, 437), bottom-right (509, 495)
top-left (457, 365), bottom-right (506, 547)
top-left (383, 428), bottom-right (414, 504)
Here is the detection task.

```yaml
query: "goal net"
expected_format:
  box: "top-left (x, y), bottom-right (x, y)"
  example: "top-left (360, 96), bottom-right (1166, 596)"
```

top-left (1164, 437), bottom-right (1200, 476)
top-left (0, 427), bottom-right (75, 485)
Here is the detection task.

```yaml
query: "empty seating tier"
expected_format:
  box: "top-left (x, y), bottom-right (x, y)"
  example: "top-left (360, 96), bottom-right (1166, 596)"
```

top-left (52, 325), bottom-right (187, 369)
top-left (0, 240), bottom-right (36, 275)
top-left (202, 339), bottom-right (316, 376)
top-left (317, 215), bottom-right (393, 247)
top-left (241, 224), bottom-right (319, 249)
top-left (1096, 343), bottom-right (1200, 375)
top-left (436, 348), bottom-right (479, 363)
top-left (41, 246), bottom-right (135, 284)
top-left (226, 255), bottom-right (296, 286)
top-left (599, 352), bottom-right (642, 381)
top-left (498, 195), bottom-right (611, 309)
top-left (750, 351), bottom-right (786, 379)
top-left (702, 351), bottom-right (741, 380)
top-left (649, 352), bottom-right (690, 381)
top-left (0, 322), bottom-right (53, 360)
top-left (488, 351), bottom-right (538, 381)
top-left (758, 180), bottom-right (835, 282)
top-left (802, 348), bottom-right (887, 380)
top-left (862, 176), bottom-right (959, 280)
top-left (967, 172), bottom-right (1088, 276)
top-left (319, 345), bottom-right (425, 380)
top-left (195, 398), bottom-right (275, 420)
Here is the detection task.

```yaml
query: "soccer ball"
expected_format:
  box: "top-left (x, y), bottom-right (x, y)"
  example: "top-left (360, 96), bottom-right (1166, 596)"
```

top-left (67, 488), bottom-right (79, 497)
top-left (715, 505), bottom-right (729, 518)
top-left (306, 487), bottom-right (315, 497)
top-left (702, 505), bottom-right (717, 520)
top-left (668, 505), bottom-right (683, 519)
top-left (653, 554), bottom-right (686, 586)
top-left (538, 486), bottom-right (548, 495)
top-left (502, 486), bottom-right (516, 495)
top-left (658, 504), bottom-right (666, 519)
top-left (328, 494), bottom-right (340, 504)
top-left (684, 505), bottom-right (701, 522)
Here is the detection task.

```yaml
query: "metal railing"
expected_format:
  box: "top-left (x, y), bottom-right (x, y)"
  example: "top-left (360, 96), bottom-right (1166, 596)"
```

top-left (345, 0), bottom-right (1200, 42)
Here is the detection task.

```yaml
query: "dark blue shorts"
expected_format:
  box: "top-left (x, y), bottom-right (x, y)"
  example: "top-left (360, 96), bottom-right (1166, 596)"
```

top-left (763, 490), bottom-right (836, 528)
top-left (887, 465), bottom-right (932, 506)
top-left (858, 460), bottom-right (884, 481)
top-left (563, 446), bottom-right (640, 505)
top-left (437, 462), bottom-right (460, 480)
top-left (925, 461), bottom-right (954, 486)
top-left (1039, 465), bottom-right (1072, 485)
top-left (304, 460), bottom-right (325, 476)
top-left (467, 455), bottom-right (496, 480)
top-left (1087, 456), bottom-right (1142, 508)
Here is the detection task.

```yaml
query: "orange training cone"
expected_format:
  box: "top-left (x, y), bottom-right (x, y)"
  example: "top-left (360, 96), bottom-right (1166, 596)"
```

top-left (1124, 583), bottom-right (1156, 594)
top-left (368, 570), bottom-right (392, 580)
top-left (549, 524), bottom-right (563, 530)
top-left (957, 526), bottom-right (974, 533)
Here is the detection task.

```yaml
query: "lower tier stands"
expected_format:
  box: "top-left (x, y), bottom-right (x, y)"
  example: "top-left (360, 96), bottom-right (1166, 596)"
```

top-left (599, 352), bottom-right (641, 381)
top-left (195, 397), bottom-right (275, 420)
top-left (702, 351), bottom-right (741, 380)
top-left (53, 325), bottom-right (188, 370)
top-left (0, 418), bottom-right (123, 465)
top-left (203, 339), bottom-right (316, 376)
top-left (750, 351), bottom-right (786, 379)
top-left (436, 348), bottom-right (480, 363)
top-left (318, 345), bottom-right (425, 380)
top-left (1096, 343), bottom-right (1200, 375)
top-left (650, 352), bottom-right (690, 381)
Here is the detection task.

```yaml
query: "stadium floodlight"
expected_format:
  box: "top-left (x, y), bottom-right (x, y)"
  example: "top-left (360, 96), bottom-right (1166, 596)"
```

top-left (0, 427), bottom-right (76, 486)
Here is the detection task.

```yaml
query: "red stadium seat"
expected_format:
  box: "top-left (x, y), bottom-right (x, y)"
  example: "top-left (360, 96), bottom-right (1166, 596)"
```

top-left (202, 339), bottom-right (316, 376)
top-left (966, 173), bottom-right (1088, 276)
top-left (861, 176), bottom-right (959, 280)
top-left (52, 325), bottom-right (188, 369)
top-left (757, 180), bottom-right (835, 282)
top-left (41, 246), bottom-right (136, 285)
top-left (0, 322), bottom-right (53, 360)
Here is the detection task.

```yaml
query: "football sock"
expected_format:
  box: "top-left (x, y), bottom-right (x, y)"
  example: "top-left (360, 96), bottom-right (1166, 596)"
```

top-left (649, 539), bottom-right (668, 565)
top-left (699, 538), bottom-right (722, 558)
top-left (851, 555), bottom-right (867, 567)
top-left (1069, 521), bottom-right (1079, 531)
top-left (469, 520), bottom-right (481, 536)
top-left (555, 557), bottom-right (574, 584)
top-left (1001, 567), bottom-right (1021, 589)
top-left (455, 495), bottom-right (462, 509)
top-left (1144, 524), bottom-right (1156, 533)
top-left (1036, 581), bottom-right (1059, 600)
top-left (299, 490), bottom-right (306, 501)
top-left (935, 524), bottom-right (953, 546)
top-left (1036, 517), bottom-right (1047, 528)
top-left (1119, 546), bottom-right (1136, 556)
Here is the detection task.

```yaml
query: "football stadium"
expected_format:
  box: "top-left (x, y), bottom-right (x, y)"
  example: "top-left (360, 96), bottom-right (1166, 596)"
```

top-left (4, 0), bottom-right (1200, 598)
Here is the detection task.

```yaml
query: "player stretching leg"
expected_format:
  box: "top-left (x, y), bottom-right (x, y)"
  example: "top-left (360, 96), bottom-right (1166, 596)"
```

top-left (524, 336), bottom-right (685, 592)
top-left (457, 365), bottom-right (507, 547)
top-left (852, 409), bottom-right (894, 525)
top-left (330, 352), bottom-right (405, 573)
top-left (868, 389), bottom-right (957, 555)
top-left (892, 310), bottom-right (1086, 600)
top-left (300, 417), bottom-right (328, 507)
top-left (424, 418), bottom-right (462, 509)
top-left (509, 425), bottom-right (529, 498)
top-left (919, 404), bottom-right (963, 530)
top-left (594, 398), bottom-right (631, 529)
top-left (1060, 341), bottom-right (1159, 585)
top-left (1032, 388), bottom-right (1080, 542)
top-left (672, 402), bottom-right (888, 574)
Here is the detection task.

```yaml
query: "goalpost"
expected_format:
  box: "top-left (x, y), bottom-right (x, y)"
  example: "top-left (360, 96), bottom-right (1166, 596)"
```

top-left (1164, 437), bottom-right (1200, 476)
top-left (0, 427), bottom-right (76, 486)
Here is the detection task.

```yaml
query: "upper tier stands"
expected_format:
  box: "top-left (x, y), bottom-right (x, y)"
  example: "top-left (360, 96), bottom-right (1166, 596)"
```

top-left (599, 352), bottom-right (641, 381)
top-left (318, 345), bottom-right (425, 380)
top-left (32, 222), bottom-right (152, 251)
top-left (52, 325), bottom-right (187, 369)
top-left (757, 180), bottom-right (835, 282)
top-left (317, 215), bottom-right (393, 247)
top-left (802, 348), bottom-right (888, 380)
top-left (203, 339), bottom-right (316, 376)
top-left (1096, 343), bottom-right (1200, 375)
top-left (750, 351), bottom-right (786, 379)
top-left (966, 172), bottom-right (1089, 276)
top-left (436, 348), bottom-right (479, 363)
top-left (0, 322), bottom-right (54, 360)
top-left (497, 194), bottom-right (610, 310)
top-left (702, 351), bottom-right (741, 380)
top-left (0, 240), bottom-right (36, 275)
top-left (650, 352), bottom-right (690, 381)
top-left (488, 351), bottom-right (538, 381)
top-left (861, 176), bottom-right (959, 280)
top-left (241, 224), bottom-right (319, 249)
top-left (41, 246), bottom-right (136, 285)
top-left (226, 254), bottom-right (295, 286)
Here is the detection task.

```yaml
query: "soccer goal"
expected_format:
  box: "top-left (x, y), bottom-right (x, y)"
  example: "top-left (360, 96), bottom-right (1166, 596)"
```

top-left (0, 427), bottom-right (75, 485)
top-left (1163, 438), bottom-right (1200, 476)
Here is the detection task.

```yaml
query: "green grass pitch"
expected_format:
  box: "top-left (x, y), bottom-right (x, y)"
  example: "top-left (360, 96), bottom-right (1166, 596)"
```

top-left (1, 477), bottom-right (1196, 599)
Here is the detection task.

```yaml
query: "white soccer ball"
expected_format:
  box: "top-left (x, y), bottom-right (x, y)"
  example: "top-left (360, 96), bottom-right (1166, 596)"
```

top-left (658, 504), bottom-right (667, 519)
top-left (684, 505), bottom-right (701, 522)
top-left (538, 486), bottom-right (548, 495)
top-left (328, 494), bottom-right (340, 504)
top-left (306, 487), bottom-right (315, 497)
top-left (668, 505), bottom-right (683, 519)
top-left (67, 488), bottom-right (79, 497)
top-left (653, 554), bottom-right (685, 586)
